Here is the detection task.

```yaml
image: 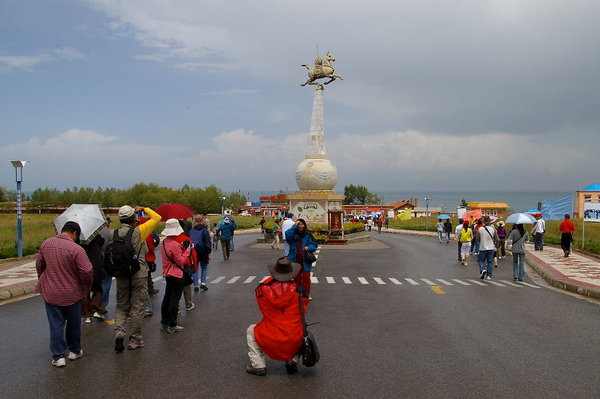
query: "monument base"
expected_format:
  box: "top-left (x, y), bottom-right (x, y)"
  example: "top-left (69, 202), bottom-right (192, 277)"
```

top-left (287, 190), bottom-right (344, 225)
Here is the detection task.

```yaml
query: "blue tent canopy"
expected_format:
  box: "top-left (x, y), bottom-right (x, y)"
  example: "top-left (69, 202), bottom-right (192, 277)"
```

top-left (523, 209), bottom-right (540, 213)
top-left (582, 184), bottom-right (600, 191)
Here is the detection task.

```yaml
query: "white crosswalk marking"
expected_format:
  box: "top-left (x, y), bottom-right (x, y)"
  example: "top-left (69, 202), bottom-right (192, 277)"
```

top-left (517, 281), bottom-right (541, 288)
top-left (244, 276), bottom-right (256, 284)
top-left (467, 279), bottom-right (488, 286)
top-left (342, 277), bottom-right (352, 284)
top-left (500, 280), bottom-right (522, 287)
top-left (358, 277), bottom-right (369, 284)
top-left (421, 278), bottom-right (436, 286)
top-left (437, 279), bottom-right (454, 286)
top-left (211, 276), bottom-right (226, 284)
top-left (373, 277), bottom-right (386, 285)
top-left (227, 276), bottom-right (240, 284)
top-left (452, 279), bottom-right (471, 285)
top-left (326, 277), bottom-right (335, 284)
top-left (388, 278), bottom-right (403, 285)
top-left (311, 276), bottom-right (319, 283)
top-left (486, 280), bottom-right (505, 287)
top-left (405, 278), bottom-right (420, 285)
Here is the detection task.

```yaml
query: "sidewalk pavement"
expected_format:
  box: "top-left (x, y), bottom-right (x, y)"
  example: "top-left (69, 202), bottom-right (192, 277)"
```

top-left (2, 228), bottom-right (600, 303)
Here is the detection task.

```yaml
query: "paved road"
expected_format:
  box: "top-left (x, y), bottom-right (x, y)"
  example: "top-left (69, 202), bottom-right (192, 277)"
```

top-left (1, 233), bottom-right (600, 398)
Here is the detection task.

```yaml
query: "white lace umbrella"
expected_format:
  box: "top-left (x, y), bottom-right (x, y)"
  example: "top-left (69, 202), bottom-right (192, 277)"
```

top-left (505, 213), bottom-right (537, 224)
top-left (53, 204), bottom-right (108, 244)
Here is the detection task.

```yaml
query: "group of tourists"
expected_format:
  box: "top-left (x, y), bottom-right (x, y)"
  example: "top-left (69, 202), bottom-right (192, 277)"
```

top-left (35, 206), bottom-right (319, 375)
top-left (453, 212), bottom-right (576, 282)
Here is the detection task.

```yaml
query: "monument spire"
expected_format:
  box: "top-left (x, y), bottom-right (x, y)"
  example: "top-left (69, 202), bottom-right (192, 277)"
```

top-left (306, 86), bottom-right (327, 159)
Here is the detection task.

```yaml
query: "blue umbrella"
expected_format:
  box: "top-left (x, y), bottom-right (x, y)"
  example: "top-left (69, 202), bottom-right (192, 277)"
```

top-left (437, 214), bottom-right (451, 220)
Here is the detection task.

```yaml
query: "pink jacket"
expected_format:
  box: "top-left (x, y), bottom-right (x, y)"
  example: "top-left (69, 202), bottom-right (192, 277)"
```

top-left (161, 236), bottom-right (191, 279)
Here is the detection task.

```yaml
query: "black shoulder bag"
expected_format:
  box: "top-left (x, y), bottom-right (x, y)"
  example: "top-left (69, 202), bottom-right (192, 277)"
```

top-left (163, 245), bottom-right (194, 285)
top-left (297, 286), bottom-right (320, 367)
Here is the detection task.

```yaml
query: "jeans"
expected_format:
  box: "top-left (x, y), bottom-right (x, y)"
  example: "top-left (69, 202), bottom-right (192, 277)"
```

top-left (513, 253), bottom-right (525, 281)
top-left (534, 233), bottom-right (545, 250)
top-left (437, 231), bottom-right (443, 242)
top-left (445, 231), bottom-right (451, 242)
top-left (478, 250), bottom-right (495, 278)
top-left (161, 276), bottom-right (185, 327)
top-left (192, 262), bottom-right (208, 286)
top-left (44, 301), bottom-right (82, 360)
top-left (457, 242), bottom-right (462, 261)
top-left (101, 276), bottom-right (113, 308)
top-left (472, 239), bottom-right (480, 254)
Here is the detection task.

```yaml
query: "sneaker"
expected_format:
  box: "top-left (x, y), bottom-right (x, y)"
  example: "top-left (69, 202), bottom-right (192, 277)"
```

top-left (194, 286), bottom-right (199, 292)
top-left (68, 350), bottom-right (83, 360)
top-left (92, 312), bottom-right (105, 320)
top-left (149, 288), bottom-right (160, 296)
top-left (513, 276), bottom-right (518, 281)
top-left (200, 284), bottom-right (208, 291)
top-left (166, 325), bottom-right (185, 333)
top-left (186, 303), bottom-right (195, 311)
top-left (486, 276), bottom-right (492, 280)
top-left (52, 357), bottom-right (66, 368)
top-left (480, 270), bottom-right (487, 279)
top-left (128, 337), bottom-right (145, 350)
top-left (160, 323), bottom-right (168, 331)
top-left (115, 330), bottom-right (125, 353)
top-left (144, 310), bottom-right (153, 318)
top-left (245, 365), bottom-right (266, 376)
top-left (285, 360), bottom-right (298, 374)
top-left (84, 317), bottom-right (92, 324)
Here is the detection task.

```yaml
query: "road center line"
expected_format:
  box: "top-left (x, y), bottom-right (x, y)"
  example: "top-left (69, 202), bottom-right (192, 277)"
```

top-left (430, 285), bottom-right (445, 294)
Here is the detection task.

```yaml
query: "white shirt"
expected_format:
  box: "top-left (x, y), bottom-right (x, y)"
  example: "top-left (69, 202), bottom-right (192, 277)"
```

top-left (477, 225), bottom-right (497, 251)
top-left (532, 218), bottom-right (546, 234)
top-left (281, 218), bottom-right (295, 239)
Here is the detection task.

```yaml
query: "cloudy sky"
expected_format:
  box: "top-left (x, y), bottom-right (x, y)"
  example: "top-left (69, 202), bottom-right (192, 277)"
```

top-left (1, 0), bottom-right (599, 194)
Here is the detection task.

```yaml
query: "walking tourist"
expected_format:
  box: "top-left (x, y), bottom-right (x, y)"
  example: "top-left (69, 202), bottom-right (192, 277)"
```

top-left (178, 219), bottom-right (198, 311)
top-left (559, 214), bottom-right (576, 257)
top-left (531, 213), bottom-right (546, 251)
top-left (455, 218), bottom-right (464, 261)
top-left (160, 218), bottom-right (192, 333)
top-left (99, 217), bottom-right (113, 312)
top-left (271, 219), bottom-right (281, 249)
top-left (136, 216), bottom-right (160, 318)
top-left (458, 221), bottom-right (472, 266)
top-left (36, 221), bottom-right (93, 367)
top-left (217, 216), bottom-right (235, 260)
top-left (376, 217), bottom-right (383, 234)
top-left (507, 223), bottom-right (529, 281)
top-left (285, 219), bottom-right (318, 296)
top-left (112, 205), bottom-right (160, 352)
top-left (281, 212), bottom-right (295, 256)
top-left (259, 216), bottom-right (266, 233)
top-left (443, 219), bottom-right (452, 244)
top-left (436, 219), bottom-right (444, 243)
top-left (212, 222), bottom-right (220, 250)
top-left (189, 214), bottom-right (212, 292)
top-left (476, 216), bottom-right (499, 280)
top-left (496, 221), bottom-right (508, 259)
top-left (245, 257), bottom-right (308, 376)
top-left (80, 234), bottom-right (107, 323)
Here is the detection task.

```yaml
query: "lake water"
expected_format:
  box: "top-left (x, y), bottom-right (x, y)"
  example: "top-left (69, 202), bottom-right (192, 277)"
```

top-left (248, 191), bottom-right (572, 213)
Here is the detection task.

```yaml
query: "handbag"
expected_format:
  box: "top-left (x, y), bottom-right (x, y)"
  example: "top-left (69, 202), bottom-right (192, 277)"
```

top-left (164, 248), bottom-right (194, 285)
top-left (304, 250), bottom-right (317, 264)
top-left (297, 287), bottom-right (320, 367)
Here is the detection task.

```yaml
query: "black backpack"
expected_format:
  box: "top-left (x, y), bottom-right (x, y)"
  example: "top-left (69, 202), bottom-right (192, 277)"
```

top-left (104, 226), bottom-right (141, 278)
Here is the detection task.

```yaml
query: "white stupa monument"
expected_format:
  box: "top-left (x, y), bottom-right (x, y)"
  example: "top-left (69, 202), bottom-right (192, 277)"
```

top-left (288, 52), bottom-right (345, 224)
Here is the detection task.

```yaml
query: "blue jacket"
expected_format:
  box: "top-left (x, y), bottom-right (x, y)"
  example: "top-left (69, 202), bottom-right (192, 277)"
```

top-left (217, 221), bottom-right (235, 241)
top-left (285, 224), bottom-right (317, 271)
top-left (188, 225), bottom-right (212, 264)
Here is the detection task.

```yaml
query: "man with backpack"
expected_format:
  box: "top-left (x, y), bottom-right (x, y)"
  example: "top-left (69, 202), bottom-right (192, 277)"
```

top-left (106, 205), bottom-right (160, 352)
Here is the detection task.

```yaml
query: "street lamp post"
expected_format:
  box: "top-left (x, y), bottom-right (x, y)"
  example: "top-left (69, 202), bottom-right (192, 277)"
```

top-left (10, 161), bottom-right (29, 258)
top-left (424, 197), bottom-right (430, 231)
top-left (221, 196), bottom-right (226, 216)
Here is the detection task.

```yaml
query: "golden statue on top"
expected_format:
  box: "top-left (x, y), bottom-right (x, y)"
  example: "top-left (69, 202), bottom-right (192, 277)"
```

top-left (301, 52), bottom-right (344, 88)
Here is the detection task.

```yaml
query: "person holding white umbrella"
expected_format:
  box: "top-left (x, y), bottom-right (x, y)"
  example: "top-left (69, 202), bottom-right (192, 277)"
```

top-left (507, 224), bottom-right (530, 281)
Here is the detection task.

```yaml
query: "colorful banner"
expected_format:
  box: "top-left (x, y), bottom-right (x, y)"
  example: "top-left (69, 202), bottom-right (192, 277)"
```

top-left (397, 209), bottom-right (412, 221)
top-left (584, 202), bottom-right (600, 223)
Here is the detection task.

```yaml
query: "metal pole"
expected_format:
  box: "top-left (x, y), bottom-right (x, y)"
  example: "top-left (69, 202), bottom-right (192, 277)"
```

top-left (16, 179), bottom-right (23, 258)
top-left (425, 197), bottom-right (430, 231)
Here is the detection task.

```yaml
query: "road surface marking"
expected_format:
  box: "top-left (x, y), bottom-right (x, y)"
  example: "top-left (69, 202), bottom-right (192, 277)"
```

top-left (227, 276), bottom-right (240, 284)
top-left (452, 279), bottom-right (471, 285)
top-left (405, 278), bottom-right (420, 285)
top-left (311, 276), bottom-right (319, 283)
top-left (421, 278), bottom-right (436, 285)
top-left (342, 277), bottom-right (352, 284)
top-left (243, 276), bottom-right (256, 284)
top-left (437, 279), bottom-right (454, 285)
top-left (373, 277), bottom-right (386, 285)
top-left (467, 279), bottom-right (488, 286)
top-left (211, 276), bottom-right (226, 284)
top-left (500, 280), bottom-right (522, 287)
top-left (358, 277), bottom-right (369, 284)
top-left (517, 281), bottom-right (541, 288)
top-left (486, 280), bottom-right (505, 287)
top-left (326, 277), bottom-right (335, 284)
top-left (388, 278), bottom-right (403, 285)
top-left (430, 286), bottom-right (445, 294)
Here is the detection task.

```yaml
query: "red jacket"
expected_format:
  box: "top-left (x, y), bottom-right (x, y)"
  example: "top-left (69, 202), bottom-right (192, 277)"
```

top-left (253, 277), bottom-right (308, 361)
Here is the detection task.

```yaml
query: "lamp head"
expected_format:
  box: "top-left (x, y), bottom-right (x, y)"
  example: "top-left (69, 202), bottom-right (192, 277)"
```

top-left (9, 160), bottom-right (28, 168)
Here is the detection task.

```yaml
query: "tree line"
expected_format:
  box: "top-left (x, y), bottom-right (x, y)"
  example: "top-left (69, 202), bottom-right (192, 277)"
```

top-left (1, 183), bottom-right (248, 214)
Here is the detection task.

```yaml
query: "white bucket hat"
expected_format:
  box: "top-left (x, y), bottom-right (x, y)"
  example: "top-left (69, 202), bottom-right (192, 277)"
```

top-left (161, 218), bottom-right (184, 237)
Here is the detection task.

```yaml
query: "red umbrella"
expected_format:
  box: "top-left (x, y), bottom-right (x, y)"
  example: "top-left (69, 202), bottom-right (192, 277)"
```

top-left (155, 203), bottom-right (195, 221)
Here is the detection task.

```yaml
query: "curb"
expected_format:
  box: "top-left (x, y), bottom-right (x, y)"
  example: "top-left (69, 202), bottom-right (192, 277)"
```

top-left (0, 283), bottom-right (37, 303)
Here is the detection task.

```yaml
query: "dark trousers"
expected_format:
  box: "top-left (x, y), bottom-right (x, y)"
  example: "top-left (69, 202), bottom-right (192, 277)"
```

top-left (221, 239), bottom-right (231, 259)
top-left (561, 233), bottom-right (573, 254)
top-left (161, 276), bottom-right (185, 327)
top-left (45, 301), bottom-right (82, 360)
top-left (534, 233), bottom-right (545, 250)
top-left (457, 241), bottom-right (462, 261)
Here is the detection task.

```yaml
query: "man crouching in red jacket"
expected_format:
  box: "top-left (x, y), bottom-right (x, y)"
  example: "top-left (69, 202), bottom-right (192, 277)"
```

top-left (246, 257), bottom-right (308, 376)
